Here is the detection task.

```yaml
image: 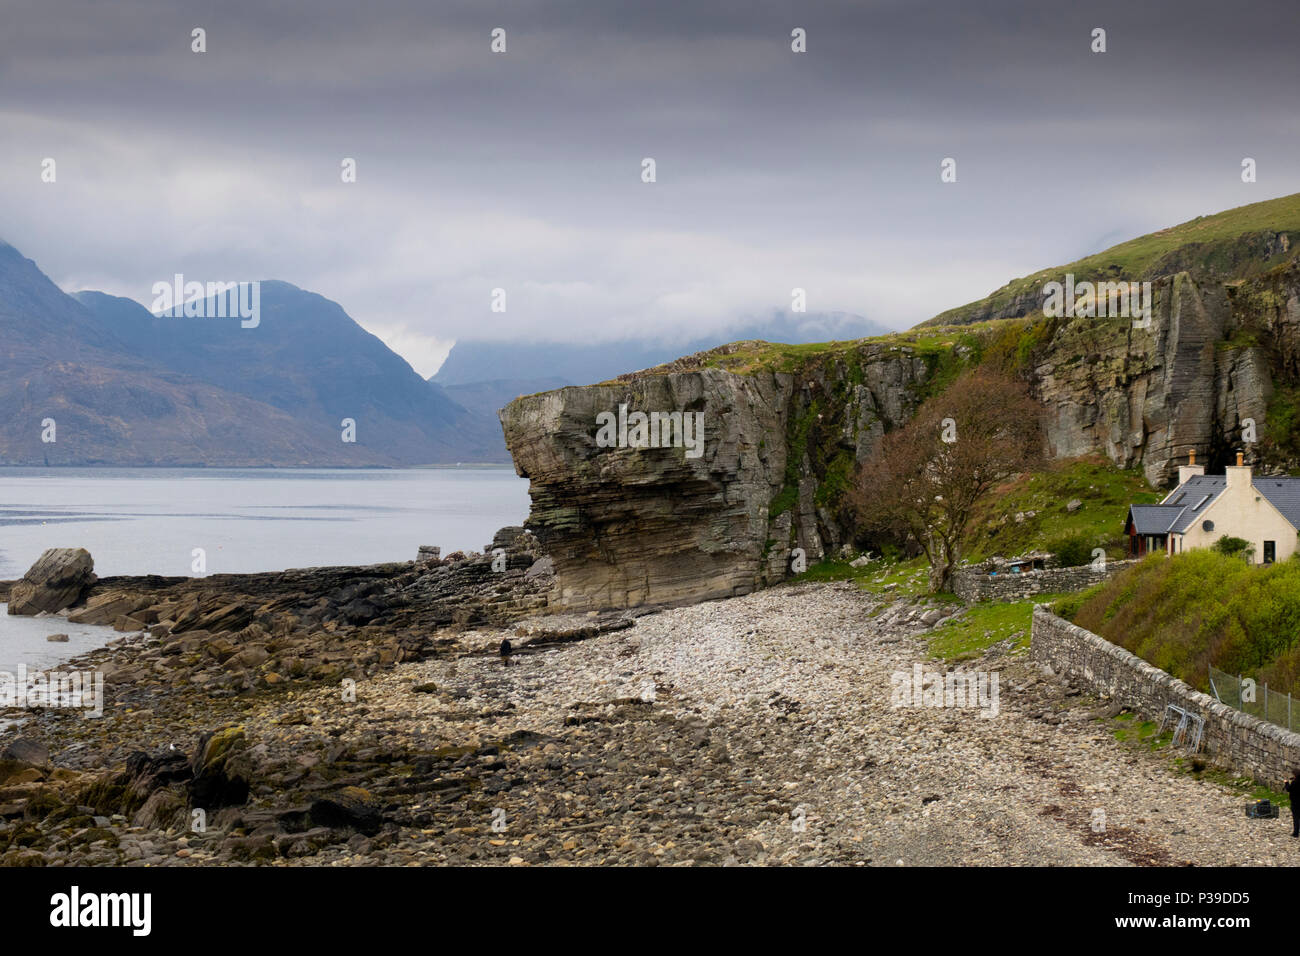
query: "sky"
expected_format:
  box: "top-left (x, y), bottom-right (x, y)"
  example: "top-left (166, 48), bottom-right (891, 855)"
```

top-left (2, 0), bottom-right (1298, 377)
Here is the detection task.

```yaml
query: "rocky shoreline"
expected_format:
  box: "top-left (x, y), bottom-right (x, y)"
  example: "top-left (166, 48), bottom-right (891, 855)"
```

top-left (0, 531), bottom-right (569, 863)
top-left (3, 540), bottom-right (1297, 866)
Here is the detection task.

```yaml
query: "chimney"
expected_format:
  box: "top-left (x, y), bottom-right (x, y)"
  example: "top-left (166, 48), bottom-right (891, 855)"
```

top-left (1226, 451), bottom-right (1251, 491)
top-left (1178, 449), bottom-right (1205, 486)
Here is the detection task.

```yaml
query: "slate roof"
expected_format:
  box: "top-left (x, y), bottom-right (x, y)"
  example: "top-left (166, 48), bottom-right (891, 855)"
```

top-left (1163, 475), bottom-right (1227, 533)
top-left (1253, 477), bottom-right (1300, 530)
top-left (1127, 504), bottom-right (1183, 535)
top-left (1131, 473), bottom-right (1300, 537)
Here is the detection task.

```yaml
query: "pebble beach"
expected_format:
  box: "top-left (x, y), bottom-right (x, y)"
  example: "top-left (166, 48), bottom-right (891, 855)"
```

top-left (4, 575), bottom-right (1295, 866)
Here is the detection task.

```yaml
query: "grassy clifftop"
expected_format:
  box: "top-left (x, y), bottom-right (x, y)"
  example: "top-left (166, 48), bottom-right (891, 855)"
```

top-left (613, 193), bottom-right (1300, 385)
top-left (606, 192), bottom-right (1300, 384)
top-left (614, 317), bottom-right (1036, 381)
top-left (922, 191), bottom-right (1300, 328)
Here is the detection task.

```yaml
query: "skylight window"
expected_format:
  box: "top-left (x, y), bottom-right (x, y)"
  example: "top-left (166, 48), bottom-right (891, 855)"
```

top-left (1192, 495), bottom-right (1210, 511)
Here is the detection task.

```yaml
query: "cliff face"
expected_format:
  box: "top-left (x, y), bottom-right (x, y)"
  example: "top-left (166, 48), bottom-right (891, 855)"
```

top-left (1036, 271), bottom-right (1274, 486)
top-left (503, 260), bottom-right (1300, 611)
top-left (500, 350), bottom-right (929, 609)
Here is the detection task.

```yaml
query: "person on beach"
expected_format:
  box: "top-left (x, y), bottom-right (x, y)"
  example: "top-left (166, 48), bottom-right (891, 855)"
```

top-left (1286, 770), bottom-right (1300, 837)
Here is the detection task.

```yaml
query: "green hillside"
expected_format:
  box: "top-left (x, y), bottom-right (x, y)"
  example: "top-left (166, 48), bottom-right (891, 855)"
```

top-left (1061, 550), bottom-right (1300, 699)
top-left (922, 191), bottom-right (1300, 328)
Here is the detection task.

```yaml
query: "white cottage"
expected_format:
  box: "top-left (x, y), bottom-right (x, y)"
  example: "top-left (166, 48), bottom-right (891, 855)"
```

top-left (1125, 452), bottom-right (1300, 563)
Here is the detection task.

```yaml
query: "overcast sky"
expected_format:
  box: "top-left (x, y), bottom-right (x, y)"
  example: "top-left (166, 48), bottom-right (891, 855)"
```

top-left (2, 0), bottom-right (1297, 376)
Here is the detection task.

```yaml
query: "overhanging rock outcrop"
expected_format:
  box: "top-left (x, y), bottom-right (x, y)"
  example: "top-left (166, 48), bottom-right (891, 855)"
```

top-left (501, 352), bottom-right (932, 610)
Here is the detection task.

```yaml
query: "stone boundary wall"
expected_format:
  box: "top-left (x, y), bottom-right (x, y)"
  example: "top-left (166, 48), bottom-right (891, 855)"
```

top-left (953, 559), bottom-right (1138, 603)
top-left (1030, 605), bottom-right (1300, 789)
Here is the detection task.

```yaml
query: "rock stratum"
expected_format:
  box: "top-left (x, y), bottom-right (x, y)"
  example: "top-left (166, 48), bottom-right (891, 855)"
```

top-left (503, 195), bottom-right (1300, 611)
top-left (502, 353), bottom-right (927, 610)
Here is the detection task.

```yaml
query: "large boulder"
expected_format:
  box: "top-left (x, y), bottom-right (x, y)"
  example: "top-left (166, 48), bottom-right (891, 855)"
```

top-left (6, 548), bottom-right (96, 616)
top-left (0, 737), bottom-right (51, 786)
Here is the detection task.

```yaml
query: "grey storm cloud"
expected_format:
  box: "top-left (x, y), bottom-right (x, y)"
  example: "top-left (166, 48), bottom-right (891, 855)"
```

top-left (1, 0), bottom-right (1297, 375)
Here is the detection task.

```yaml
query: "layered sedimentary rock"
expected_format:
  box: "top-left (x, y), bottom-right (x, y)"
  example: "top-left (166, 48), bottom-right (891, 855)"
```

top-left (1, 539), bottom-right (554, 695)
top-left (501, 353), bottom-right (930, 610)
top-left (502, 369), bottom-right (783, 610)
top-left (6, 548), bottom-right (97, 615)
top-left (502, 259), bottom-right (1300, 611)
top-left (1035, 271), bottom-right (1273, 486)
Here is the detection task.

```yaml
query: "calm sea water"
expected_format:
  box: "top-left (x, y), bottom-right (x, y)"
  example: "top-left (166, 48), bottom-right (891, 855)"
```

top-left (0, 611), bottom-right (129, 684)
top-left (0, 466), bottom-right (531, 676)
top-left (0, 466), bottom-right (531, 579)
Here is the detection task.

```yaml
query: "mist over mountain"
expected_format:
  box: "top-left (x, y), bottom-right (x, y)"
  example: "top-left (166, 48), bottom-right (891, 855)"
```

top-left (430, 311), bottom-right (892, 387)
top-left (438, 377), bottom-right (572, 415)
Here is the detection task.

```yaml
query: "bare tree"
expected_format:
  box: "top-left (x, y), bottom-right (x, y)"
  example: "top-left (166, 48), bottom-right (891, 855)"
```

top-left (850, 367), bottom-right (1043, 593)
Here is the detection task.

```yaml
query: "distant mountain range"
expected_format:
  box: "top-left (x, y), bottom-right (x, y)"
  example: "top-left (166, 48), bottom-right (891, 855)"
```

top-left (0, 242), bottom-right (498, 465)
top-left (0, 239), bottom-right (892, 466)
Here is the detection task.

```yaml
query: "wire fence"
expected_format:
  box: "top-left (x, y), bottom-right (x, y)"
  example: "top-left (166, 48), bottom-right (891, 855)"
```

top-left (1209, 665), bottom-right (1298, 733)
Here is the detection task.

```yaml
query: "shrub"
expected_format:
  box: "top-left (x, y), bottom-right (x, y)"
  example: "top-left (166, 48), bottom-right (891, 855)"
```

top-left (1053, 581), bottom-right (1105, 622)
top-left (1212, 536), bottom-right (1254, 559)
top-left (1072, 550), bottom-right (1300, 696)
top-left (1052, 594), bottom-right (1084, 621)
top-left (1051, 533), bottom-right (1095, 568)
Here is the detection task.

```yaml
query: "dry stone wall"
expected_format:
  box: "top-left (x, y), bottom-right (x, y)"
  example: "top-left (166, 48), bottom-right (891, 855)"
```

top-left (1031, 606), bottom-right (1300, 789)
top-left (952, 559), bottom-right (1138, 602)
